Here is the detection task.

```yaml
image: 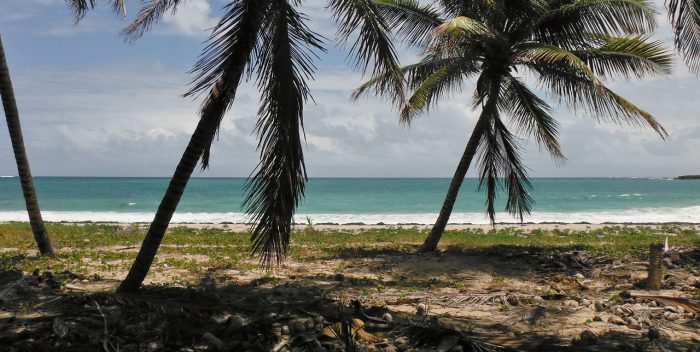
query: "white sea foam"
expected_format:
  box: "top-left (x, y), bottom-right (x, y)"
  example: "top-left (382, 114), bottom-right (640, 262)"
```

top-left (1, 206), bottom-right (700, 224)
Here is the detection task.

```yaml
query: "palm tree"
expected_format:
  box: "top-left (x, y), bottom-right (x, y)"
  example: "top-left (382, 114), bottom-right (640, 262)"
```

top-left (357, 0), bottom-right (672, 252)
top-left (69, 0), bottom-right (406, 292)
top-left (665, 0), bottom-right (700, 72)
top-left (0, 35), bottom-right (56, 256)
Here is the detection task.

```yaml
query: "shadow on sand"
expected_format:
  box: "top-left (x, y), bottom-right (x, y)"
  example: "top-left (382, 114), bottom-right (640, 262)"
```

top-left (1, 245), bottom-right (698, 351)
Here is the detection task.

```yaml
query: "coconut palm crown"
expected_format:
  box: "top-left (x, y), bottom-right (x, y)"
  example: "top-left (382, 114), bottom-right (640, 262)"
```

top-left (356, 0), bottom-right (673, 251)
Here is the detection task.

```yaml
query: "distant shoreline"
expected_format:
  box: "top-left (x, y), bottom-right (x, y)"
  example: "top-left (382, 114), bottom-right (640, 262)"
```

top-left (676, 175), bottom-right (700, 180)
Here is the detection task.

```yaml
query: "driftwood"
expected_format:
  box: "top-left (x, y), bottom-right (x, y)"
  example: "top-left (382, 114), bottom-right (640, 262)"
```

top-left (629, 293), bottom-right (700, 313)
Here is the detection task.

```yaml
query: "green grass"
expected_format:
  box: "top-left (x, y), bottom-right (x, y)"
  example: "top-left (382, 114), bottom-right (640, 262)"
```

top-left (0, 223), bottom-right (698, 283)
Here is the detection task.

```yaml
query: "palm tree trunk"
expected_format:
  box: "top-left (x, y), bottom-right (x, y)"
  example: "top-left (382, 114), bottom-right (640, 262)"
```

top-left (418, 117), bottom-right (486, 252)
top-left (117, 120), bottom-right (210, 292)
top-left (117, 1), bottom-right (262, 292)
top-left (0, 35), bottom-right (56, 256)
top-left (419, 78), bottom-right (501, 252)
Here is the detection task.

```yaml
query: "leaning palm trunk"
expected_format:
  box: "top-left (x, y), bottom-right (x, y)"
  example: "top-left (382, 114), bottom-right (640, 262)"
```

top-left (420, 79), bottom-right (500, 252)
top-left (419, 117), bottom-right (485, 252)
top-left (0, 35), bottom-right (56, 256)
top-left (117, 0), bottom-right (265, 292)
top-left (117, 120), bottom-right (211, 292)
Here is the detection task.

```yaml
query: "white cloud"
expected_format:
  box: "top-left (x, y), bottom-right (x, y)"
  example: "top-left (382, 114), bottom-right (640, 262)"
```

top-left (2, 54), bottom-right (699, 178)
top-left (1, 0), bottom-right (699, 178)
top-left (162, 0), bottom-right (217, 39)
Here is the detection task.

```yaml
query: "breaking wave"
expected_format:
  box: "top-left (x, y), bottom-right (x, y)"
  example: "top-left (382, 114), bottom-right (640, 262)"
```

top-left (1, 206), bottom-right (699, 224)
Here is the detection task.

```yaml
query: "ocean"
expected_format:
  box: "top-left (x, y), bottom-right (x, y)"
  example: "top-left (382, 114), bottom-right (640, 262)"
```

top-left (0, 177), bottom-right (699, 224)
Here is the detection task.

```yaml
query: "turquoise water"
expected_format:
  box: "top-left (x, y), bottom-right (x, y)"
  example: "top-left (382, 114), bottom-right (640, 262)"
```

top-left (0, 177), bottom-right (699, 224)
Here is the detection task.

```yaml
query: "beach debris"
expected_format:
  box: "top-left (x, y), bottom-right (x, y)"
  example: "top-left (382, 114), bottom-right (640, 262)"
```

top-left (663, 312), bottom-right (681, 321)
top-left (451, 291), bottom-right (535, 307)
top-left (321, 319), bottom-right (376, 342)
top-left (647, 328), bottom-right (662, 340)
top-left (563, 299), bottom-right (579, 307)
top-left (437, 334), bottom-right (460, 351)
top-left (619, 290), bottom-right (633, 299)
top-left (406, 325), bottom-right (502, 352)
top-left (0, 277), bottom-right (28, 308)
top-left (577, 330), bottom-right (599, 345)
top-left (271, 339), bottom-right (287, 352)
top-left (608, 316), bottom-right (626, 325)
top-left (630, 294), bottom-right (700, 313)
top-left (52, 318), bottom-right (70, 339)
top-left (416, 303), bottom-right (427, 316)
top-left (647, 243), bottom-right (664, 289)
top-left (662, 257), bottom-right (678, 269)
top-left (381, 313), bottom-right (393, 322)
top-left (202, 332), bottom-right (225, 351)
top-left (1, 233), bottom-right (699, 351)
top-left (222, 314), bottom-right (249, 335)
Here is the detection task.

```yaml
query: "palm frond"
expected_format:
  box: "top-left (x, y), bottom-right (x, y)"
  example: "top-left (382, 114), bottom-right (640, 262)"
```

top-left (244, 0), bottom-right (324, 267)
top-left (111, 0), bottom-right (127, 16)
top-left (0, 277), bottom-right (30, 309)
top-left (529, 62), bottom-right (667, 138)
top-left (184, 0), bottom-right (268, 168)
top-left (353, 49), bottom-right (475, 93)
top-left (599, 85), bottom-right (667, 137)
top-left (373, 0), bottom-right (442, 47)
top-left (435, 16), bottom-right (498, 39)
top-left (574, 35), bottom-right (673, 79)
top-left (66, 0), bottom-right (127, 21)
top-left (500, 75), bottom-right (563, 160)
top-left (121, 0), bottom-right (184, 43)
top-left (494, 117), bottom-right (533, 223)
top-left (400, 58), bottom-right (477, 123)
top-left (65, 0), bottom-right (95, 20)
top-left (329, 0), bottom-right (405, 104)
top-left (516, 44), bottom-right (601, 87)
top-left (476, 120), bottom-right (500, 224)
top-left (666, 0), bottom-right (700, 72)
top-left (352, 65), bottom-right (410, 101)
top-left (477, 116), bottom-right (533, 224)
top-left (438, 0), bottom-right (499, 18)
top-left (535, 0), bottom-right (657, 41)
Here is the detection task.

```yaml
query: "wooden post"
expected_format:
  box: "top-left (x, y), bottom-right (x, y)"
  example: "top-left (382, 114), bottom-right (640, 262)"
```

top-left (647, 243), bottom-right (664, 290)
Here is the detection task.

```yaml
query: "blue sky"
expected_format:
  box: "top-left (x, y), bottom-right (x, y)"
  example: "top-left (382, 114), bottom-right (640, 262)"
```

top-left (0, 0), bottom-right (699, 178)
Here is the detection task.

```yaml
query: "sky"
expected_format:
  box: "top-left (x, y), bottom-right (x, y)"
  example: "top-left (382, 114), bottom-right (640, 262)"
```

top-left (0, 0), bottom-right (698, 178)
